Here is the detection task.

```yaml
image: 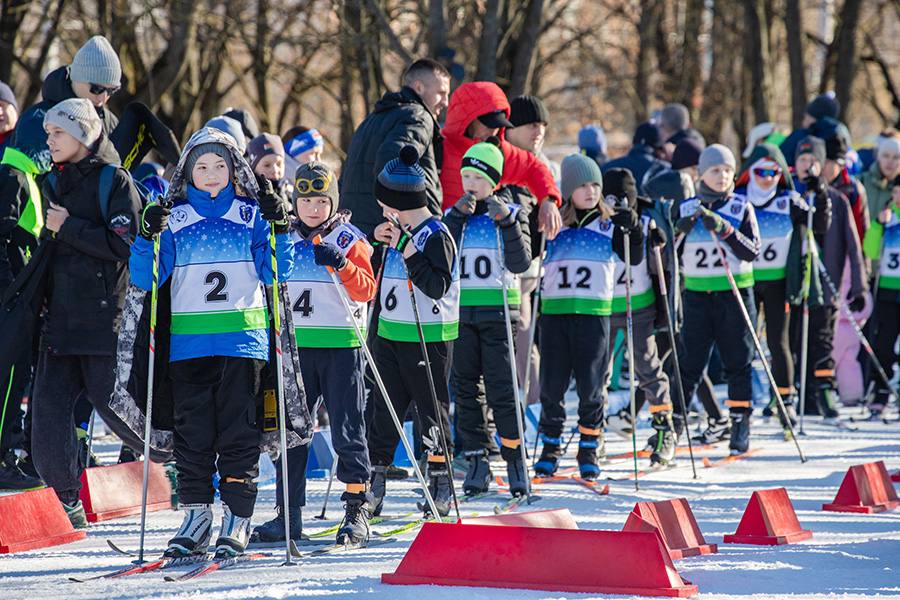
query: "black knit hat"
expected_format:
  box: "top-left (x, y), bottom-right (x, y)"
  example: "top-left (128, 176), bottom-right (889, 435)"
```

top-left (603, 168), bottom-right (638, 208)
top-left (509, 95), bottom-right (549, 128)
top-left (805, 94), bottom-right (840, 121)
top-left (671, 138), bottom-right (703, 170)
top-left (375, 145), bottom-right (428, 210)
top-left (823, 129), bottom-right (848, 162)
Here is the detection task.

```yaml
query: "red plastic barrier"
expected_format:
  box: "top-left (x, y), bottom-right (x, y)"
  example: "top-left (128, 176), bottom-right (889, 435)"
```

top-left (382, 522), bottom-right (698, 597)
top-left (822, 461), bottom-right (899, 514)
top-left (0, 488), bottom-right (87, 553)
top-left (622, 498), bottom-right (717, 559)
top-left (891, 470), bottom-right (900, 483)
top-left (79, 460), bottom-right (171, 522)
top-left (724, 487), bottom-right (812, 545)
top-left (458, 508), bottom-right (579, 529)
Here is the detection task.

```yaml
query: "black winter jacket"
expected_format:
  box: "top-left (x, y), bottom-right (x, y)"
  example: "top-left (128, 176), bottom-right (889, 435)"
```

top-left (0, 166), bottom-right (38, 293)
top-left (39, 137), bottom-right (141, 355)
top-left (339, 87), bottom-right (442, 238)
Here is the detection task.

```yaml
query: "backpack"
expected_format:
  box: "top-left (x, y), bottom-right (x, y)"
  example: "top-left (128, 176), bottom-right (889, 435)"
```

top-left (47, 164), bottom-right (153, 222)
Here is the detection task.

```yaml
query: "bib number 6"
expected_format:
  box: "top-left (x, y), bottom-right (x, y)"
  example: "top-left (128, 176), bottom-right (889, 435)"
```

top-left (204, 271), bottom-right (228, 302)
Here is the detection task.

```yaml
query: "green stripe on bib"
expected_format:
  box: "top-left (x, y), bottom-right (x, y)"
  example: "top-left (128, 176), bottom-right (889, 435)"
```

top-left (460, 287), bottom-right (520, 307)
top-left (684, 271), bottom-right (754, 292)
top-left (171, 307), bottom-right (268, 335)
top-left (541, 296), bottom-right (612, 316)
top-left (611, 288), bottom-right (656, 314)
top-left (295, 326), bottom-right (364, 348)
top-left (377, 319), bottom-right (458, 343)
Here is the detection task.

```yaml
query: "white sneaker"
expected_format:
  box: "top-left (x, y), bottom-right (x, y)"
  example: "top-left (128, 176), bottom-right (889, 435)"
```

top-left (166, 503), bottom-right (213, 557)
top-left (215, 505), bottom-right (252, 557)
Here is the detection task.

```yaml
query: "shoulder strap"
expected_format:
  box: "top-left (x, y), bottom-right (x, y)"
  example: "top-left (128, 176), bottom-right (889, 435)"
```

top-left (98, 165), bottom-right (117, 222)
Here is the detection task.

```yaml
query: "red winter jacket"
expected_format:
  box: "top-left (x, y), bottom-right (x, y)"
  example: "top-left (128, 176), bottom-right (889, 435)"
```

top-left (439, 82), bottom-right (561, 210)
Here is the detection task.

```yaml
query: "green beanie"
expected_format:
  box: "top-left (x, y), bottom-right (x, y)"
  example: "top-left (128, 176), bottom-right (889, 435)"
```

top-left (560, 153), bottom-right (602, 201)
top-left (461, 136), bottom-right (504, 188)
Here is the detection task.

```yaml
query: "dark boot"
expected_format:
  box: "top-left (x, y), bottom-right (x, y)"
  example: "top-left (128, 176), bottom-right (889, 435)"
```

top-left (117, 445), bottom-right (139, 464)
top-left (0, 450), bottom-right (43, 491)
top-left (462, 449), bottom-right (491, 496)
top-left (385, 464), bottom-right (409, 480)
top-left (336, 491), bottom-right (372, 546)
top-left (250, 506), bottom-right (302, 543)
top-left (533, 435), bottom-right (561, 476)
top-left (648, 413), bottom-right (679, 466)
top-left (576, 435), bottom-right (601, 480)
top-left (728, 411), bottom-right (751, 455)
top-left (694, 416), bottom-right (730, 444)
top-left (418, 461), bottom-right (453, 517)
top-left (777, 395), bottom-right (798, 438)
top-left (505, 455), bottom-right (528, 497)
top-left (369, 466), bottom-right (386, 516)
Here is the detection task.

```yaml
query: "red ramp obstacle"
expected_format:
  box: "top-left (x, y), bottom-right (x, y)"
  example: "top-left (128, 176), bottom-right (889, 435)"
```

top-left (724, 487), bottom-right (812, 545)
top-left (622, 498), bottom-right (717, 559)
top-left (79, 460), bottom-right (172, 522)
top-left (458, 508), bottom-right (579, 529)
top-left (383, 518), bottom-right (697, 597)
top-left (822, 461), bottom-right (899, 513)
top-left (0, 487), bottom-right (87, 553)
top-left (891, 470), bottom-right (900, 483)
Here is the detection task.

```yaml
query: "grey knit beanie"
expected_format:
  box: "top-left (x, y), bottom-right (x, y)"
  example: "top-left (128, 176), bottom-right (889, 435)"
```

top-left (69, 36), bottom-right (121, 87)
top-left (698, 143), bottom-right (736, 176)
top-left (293, 161), bottom-right (339, 217)
top-left (43, 98), bottom-right (102, 149)
top-left (185, 142), bottom-right (234, 182)
top-left (560, 153), bottom-right (603, 201)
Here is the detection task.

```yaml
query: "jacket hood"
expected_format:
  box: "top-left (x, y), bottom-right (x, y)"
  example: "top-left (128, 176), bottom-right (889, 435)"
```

top-left (736, 143), bottom-right (794, 191)
top-left (166, 127), bottom-right (258, 204)
top-left (442, 82), bottom-right (510, 141)
top-left (41, 66), bottom-right (76, 105)
top-left (643, 169), bottom-right (694, 202)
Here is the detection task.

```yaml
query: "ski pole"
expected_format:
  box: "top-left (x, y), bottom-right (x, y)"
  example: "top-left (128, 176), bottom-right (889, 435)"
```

top-left (649, 224), bottom-right (697, 479)
top-left (86, 411), bottom-right (96, 466)
top-left (798, 197), bottom-right (814, 434)
top-left (137, 226), bottom-right (162, 564)
top-left (708, 232), bottom-right (806, 462)
top-left (494, 225), bottom-right (534, 500)
top-left (315, 456), bottom-right (337, 520)
top-left (319, 235), bottom-right (441, 519)
top-left (269, 223), bottom-right (295, 567)
top-left (0, 366), bottom-right (13, 458)
top-left (620, 212), bottom-right (640, 490)
top-left (523, 236), bottom-right (547, 459)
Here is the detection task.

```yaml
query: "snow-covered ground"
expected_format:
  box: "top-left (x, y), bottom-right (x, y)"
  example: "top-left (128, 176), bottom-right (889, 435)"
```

top-left (2, 397), bottom-right (899, 600)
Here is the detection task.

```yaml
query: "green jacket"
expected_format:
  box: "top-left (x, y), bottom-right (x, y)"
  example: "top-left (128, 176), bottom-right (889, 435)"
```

top-left (860, 162), bottom-right (894, 221)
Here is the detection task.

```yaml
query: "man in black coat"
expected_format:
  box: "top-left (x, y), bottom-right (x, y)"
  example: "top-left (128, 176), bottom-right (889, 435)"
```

top-left (339, 59), bottom-right (450, 239)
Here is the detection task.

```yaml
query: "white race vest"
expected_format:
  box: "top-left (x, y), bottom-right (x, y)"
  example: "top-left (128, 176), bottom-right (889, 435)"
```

top-left (680, 195), bottom-right (755, 292)
top-left (611, 215), bottom-right (655, 313)
top-left (879, 209), bottom-right (900, 291)
top-left (751, 191), bottom-right (794, 281)
top-left (168, 200), bottom-right (267, 335)
top-left (459, 210), bottom-right (521, 307)
top-left (541, 217), bottom-right (616, 316)
top-left (378, 220), bottom-right (460, 342)
top-left (287, 223), bottom-right (368, 348)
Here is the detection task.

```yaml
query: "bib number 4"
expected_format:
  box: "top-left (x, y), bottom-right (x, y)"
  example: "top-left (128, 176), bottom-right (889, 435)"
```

top-left (292, 289), bottom-right (313, 317)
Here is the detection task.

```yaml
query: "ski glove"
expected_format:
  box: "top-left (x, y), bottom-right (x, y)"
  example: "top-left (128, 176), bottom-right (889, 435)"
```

top-left (803, 174), bottom-right (827, 201)
top-left (648, 223), bottom-right (667, 247)
top-left (700, 207), bottom-right (733, 237)
top-left (486, 196), bottom-right (512, 223)
top-left (847, 293), bottom-right (866, 313)
top-left (453, 192), bottom-right (477, 215)
top-left (611, 207), bottom-right (639, 232)
top-left (139, 202), bottom-right (171, 240)
top-left (256, 175), bottom-right (290, 233)
top-left (313, 243), bottom-right (347, 270)
top-left (674, 216), bottom-right (695, 235)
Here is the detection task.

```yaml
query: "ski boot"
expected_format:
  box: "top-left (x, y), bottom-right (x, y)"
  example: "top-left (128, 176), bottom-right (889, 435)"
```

top-left (165, 503), bottom-right (213, 557)
top-left (818, 386), bottom-right (849, 427)
top-left (117, 445), bottom-right (139, 464)
top-left (369, 465), bottom-right (386, 516)
top-left (385, 464), bottom-right (410, 480)
top-left (0, 450), bottom-right (43, 491)
top-left (576, 432), bottom-right (601, 480)
top-left (62, 499), bottom-right (89, 530)
top-left (728, 412), bottom-right (751, 456)
top-left (777, 396), bottom-right (798, 439)
top-left (214, 505), bottom-right (252, 557)
top-left (250, 506), bottom-right (302, 543)
top-left (418, 460), bottom-right (453, 517)
top-left (694, 416), bottom-right (730, 444)
top-left (533, 435), bottom-right (562, 477)
top-left (867, 390), bottom-right (890, 419)
top-left (606, 409), bottom-right (634, 439)
top-left (648, 413), bottom-right (680, 466)
top-left (505, 455), bottom-right (529, 497)
top-left (462, 449), bottom-right (491, 496)
top-left (336, 490), bottom-right (372, 546)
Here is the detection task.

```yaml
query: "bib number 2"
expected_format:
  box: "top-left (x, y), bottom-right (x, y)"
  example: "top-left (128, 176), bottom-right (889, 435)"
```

top-left (205, 271), bottom-right (228, 302)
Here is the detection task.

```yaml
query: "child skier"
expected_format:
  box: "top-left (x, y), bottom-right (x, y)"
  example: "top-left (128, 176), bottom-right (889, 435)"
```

top-left (443, 137), bottom-right (533, 496)
top-left (862, 175), bottom-right (900, 415)
top-left (367, 146), bottom-right (459, 517)
top-left (533, 157), bottom-right (642, 479)
top-left (132, 127), bottom-right (294, 558)
top-left (251, 161), bottom-right (376, 546)
top-left (673, 144), bottom-right (762, 455)
top-left (248, 132), bottom-right (289, 198)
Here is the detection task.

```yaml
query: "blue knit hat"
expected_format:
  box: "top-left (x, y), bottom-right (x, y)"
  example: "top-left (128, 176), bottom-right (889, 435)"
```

top-left (69, 36), bottom-right (121, 87)
top-left (578, 124), bottom-right (607, 155)
top-left (375, 145), bottom-right (427, 210)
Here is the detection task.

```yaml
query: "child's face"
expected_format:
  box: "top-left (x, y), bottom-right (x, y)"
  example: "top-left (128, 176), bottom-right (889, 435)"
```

top-left (794, 153), bottom-right (819, 180)
top-left (570, 183), bottom-right (600, 210)
top-left (701, 164), bottom-right (734, 193)
top-left (462, 170), bottom-right (494, 200)
top-left (45, 124), bottom-right (85, 163)
top-left (378, 200), bottom-right (399, 222)
top-left (191, 153), bottom-right (230, 197)
top-left (295, 147), bottom-right (322, 165)
top-left (751, 162), bottom-right (781, 192)
top-left (296, 195), bottom-right (331, 228)
top-left (255, 154), bottom-right (285, 182)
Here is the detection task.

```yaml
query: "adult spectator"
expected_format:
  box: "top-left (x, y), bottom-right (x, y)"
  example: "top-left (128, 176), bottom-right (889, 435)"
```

top-left (0, 81), bottom-right (18, 151)
top-left (860, 133), bottom-right (900, 219)
top-left (11, 35), bottom-right (121, 173)
top-left (340, 58), bottom-right (450, 239)
top-left (643, 137), bottom-right (702, 201)
top-left (602, 122), bottom-right (668, 193)
top-left (578, 124), bottom-right (608, 167)
top-left (779, 93), bottom-right (850, 166)
top-left (440, 82), bottom-right (561, 238)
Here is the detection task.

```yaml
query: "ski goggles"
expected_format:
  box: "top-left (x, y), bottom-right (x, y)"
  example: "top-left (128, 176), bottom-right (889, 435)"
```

top-left (295, 173), bottom-right (332, 194)
top-left (89, 83), bottom-right (119, 96)
top-left (753, 167), bottom-right (781, 178)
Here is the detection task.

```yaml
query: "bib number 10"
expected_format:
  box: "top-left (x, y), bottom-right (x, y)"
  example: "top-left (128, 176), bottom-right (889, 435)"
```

top-left (460, 255), bottom-right (492, 279)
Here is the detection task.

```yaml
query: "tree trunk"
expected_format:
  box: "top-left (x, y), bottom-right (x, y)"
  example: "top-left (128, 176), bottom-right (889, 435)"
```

top-left (742, 0), bottom-right (770, 124)
top-left (699, 0), bottom-right (734, 141)
top-left (830, 0), bottom-right (862, 120)
top-left (0, 0), bottom-right (33, 82)
top-left (635, 0), bottom-right (657, 118)
top-left (508, 0), bottom-right (543, 97)
top-left (784, 0), bottom-right (807, 129)
top-left (253, 0), bottom-right (272, 131)
top-left (476, 0), bottom-right (502, 82)
top-left (678, 0), bottom-right (704, 112)
top-left (427, 0), bottom-right (446, 57)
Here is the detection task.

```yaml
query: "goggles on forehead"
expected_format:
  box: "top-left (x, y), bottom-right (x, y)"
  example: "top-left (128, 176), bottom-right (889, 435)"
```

top-left (295, 173), bottom-right (332, 194)
top-left (753, 167), bottom-right (781, 178)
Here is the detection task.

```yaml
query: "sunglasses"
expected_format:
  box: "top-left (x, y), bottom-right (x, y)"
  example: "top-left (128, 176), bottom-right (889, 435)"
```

top-left (295, 175), bottom-right (332, 194)
top-left (89, 83), bottom-right (119, 96)
top-left (753, 167), bottom-right (781, 178)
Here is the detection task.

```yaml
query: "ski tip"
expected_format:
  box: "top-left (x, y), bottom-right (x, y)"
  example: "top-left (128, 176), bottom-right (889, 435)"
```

top-left (702, 457), bottom-right (713, 468)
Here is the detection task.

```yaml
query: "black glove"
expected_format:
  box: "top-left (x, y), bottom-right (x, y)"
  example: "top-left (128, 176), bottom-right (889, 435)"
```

top-left (847, 293), bottom-right (865, 313)
top-left (648, 223), bottom-right (667, 247)
top-left (700, 207), bottom-right (733, 236)
top-left (674, 216), bottom-right (695, 235)
top-left (140, 202), bottom-right (171, 240)
top-left (256, 175), bottom-right (290, 233)
top-left (313, 243), bottom-right (347, 270)
top-left (611, 207), bottom-right (639, 231)
top-left (804, 174), bottom-right (826, 199)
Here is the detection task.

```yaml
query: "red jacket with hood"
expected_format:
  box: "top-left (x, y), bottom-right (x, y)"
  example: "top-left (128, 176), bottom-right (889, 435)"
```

top-left (439, 82), bottom-right (561, 210)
